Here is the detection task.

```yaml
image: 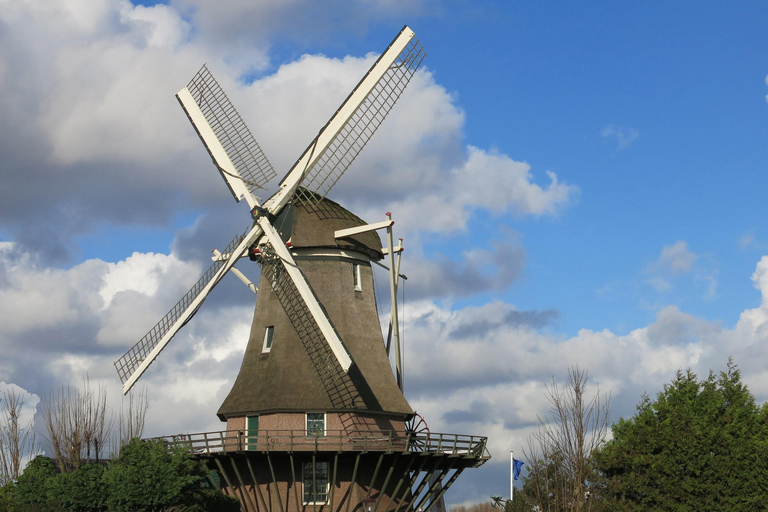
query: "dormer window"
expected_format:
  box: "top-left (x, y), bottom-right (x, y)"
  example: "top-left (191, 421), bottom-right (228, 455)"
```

top-left (353, 263), bottom-right (362, 292)
top-left (262, 326), bottom-right (274, 353)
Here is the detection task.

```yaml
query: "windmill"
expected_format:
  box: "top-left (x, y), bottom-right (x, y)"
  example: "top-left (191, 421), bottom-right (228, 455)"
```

top-left (114, 26), bottom-right (490, 512)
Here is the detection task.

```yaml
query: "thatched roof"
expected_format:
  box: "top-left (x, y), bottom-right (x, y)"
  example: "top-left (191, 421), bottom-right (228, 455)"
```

top-left (218, 196), bottom-right (412, 420)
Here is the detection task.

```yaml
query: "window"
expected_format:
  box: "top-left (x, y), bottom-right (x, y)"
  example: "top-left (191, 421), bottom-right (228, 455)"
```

top-left (303, 461), bottom-right (329, 504)
top-left (306, 413), bottom-right (325, 436)
top-left (353, 263), bottom-right (362, 292)
top-left (246, 415), bottom-right (259, 450)
top-left (262, 326), bottom-right (274, 353)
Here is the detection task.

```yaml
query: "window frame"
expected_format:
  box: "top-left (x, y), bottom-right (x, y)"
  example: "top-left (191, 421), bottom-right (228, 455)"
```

top-left (302, 460), bottom-right (329, 505)
top-left (305, 412), bottom-right (326, 437)
top-left (353, 263), bottom-right (362, 292)
top-left (262, 326), bottom-right (275, 353)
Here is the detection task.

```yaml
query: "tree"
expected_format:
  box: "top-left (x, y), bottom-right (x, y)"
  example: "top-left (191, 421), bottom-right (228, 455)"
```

top-left (41, 377), bottom-right (113, 473)
top-left (520, 367), bottom-right (610, 512)
top-left (104, 438), bottom-right (239, 512)
top-left (595, 360), bottom-right (768, 511)
top-left (0, 388), bottom-right (40, 485)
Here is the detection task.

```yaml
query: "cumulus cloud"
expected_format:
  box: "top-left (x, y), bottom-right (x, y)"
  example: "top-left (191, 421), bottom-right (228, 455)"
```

top-left (655, 240), bottom-right (697, 275)
top-left (601, 124), bottom-right (639, 151)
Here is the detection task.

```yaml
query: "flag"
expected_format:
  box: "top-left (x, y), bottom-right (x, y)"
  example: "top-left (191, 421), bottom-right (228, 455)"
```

top-left (513, 458), bottom-right (524, 480)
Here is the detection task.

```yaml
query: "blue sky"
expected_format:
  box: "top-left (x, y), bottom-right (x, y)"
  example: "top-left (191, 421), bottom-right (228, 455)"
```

top-left (3, 0), bottom-right (768, 505)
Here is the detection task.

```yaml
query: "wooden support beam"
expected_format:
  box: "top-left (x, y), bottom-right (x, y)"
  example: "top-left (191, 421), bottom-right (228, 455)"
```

top-left (230, 457), bottom-right (258, 512)
top-left (267, 453), bottom-right (286, 512)
top-left (393, 456), bottom-right (429, 512)
top-left (373, 454), bottom-right (400, 512)
top-left (290, 454), bottom-right (302, 512)
top-left (366, 453), bottom-right (385, 498)
top-left (422, 468), bottom-right (465, 512)
top-left (344, 453), bottom-right (362, 512)
top-left (412, 460), bottom-right (456, 512)
top-left (215, 457), bottom-right (246, 512)
top-left (246, 457), bottom-right (271, 512)
top-left (329, 453), bottom-right (340, 512)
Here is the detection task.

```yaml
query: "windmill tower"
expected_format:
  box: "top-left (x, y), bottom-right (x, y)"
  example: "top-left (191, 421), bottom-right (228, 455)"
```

top-left (114, 26), bottom-right (490, 512)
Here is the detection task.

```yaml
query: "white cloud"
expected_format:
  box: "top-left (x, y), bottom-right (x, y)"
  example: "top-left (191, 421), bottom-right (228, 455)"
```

top-left (655, 240), bottom-right (697, 276)
top-left (601, 124), bottom-right (639, 150)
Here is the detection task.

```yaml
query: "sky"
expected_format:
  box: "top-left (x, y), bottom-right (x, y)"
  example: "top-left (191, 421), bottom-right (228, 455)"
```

top-left (2, 0), bottom-right (768, 505)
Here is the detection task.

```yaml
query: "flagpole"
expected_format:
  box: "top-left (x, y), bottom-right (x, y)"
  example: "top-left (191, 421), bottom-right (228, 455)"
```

top-left (510, 450), bottom-right (514, 502)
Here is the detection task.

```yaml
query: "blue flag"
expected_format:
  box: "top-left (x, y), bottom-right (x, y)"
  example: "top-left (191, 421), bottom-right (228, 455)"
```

top-left (513, 458), bottom-right (524, 480)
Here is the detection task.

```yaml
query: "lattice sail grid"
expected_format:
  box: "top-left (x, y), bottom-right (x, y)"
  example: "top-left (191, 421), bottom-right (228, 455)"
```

top-left (114, 233), bottom-right (245, 384)
top-left (295, 36), bottom-right (427, 205)
top-left (259, 246), bottom-right (363, 409)
top-left (186, 65), bottom-right (276, 192)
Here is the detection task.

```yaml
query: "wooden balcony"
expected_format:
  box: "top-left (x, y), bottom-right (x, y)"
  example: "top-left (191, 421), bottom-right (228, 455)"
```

top-left (149, 429), bottom-right (490, 462)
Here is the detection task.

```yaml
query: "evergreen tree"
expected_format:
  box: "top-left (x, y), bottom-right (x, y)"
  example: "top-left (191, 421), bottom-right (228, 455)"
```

top-left (595, 360), bottom-right (768, 511)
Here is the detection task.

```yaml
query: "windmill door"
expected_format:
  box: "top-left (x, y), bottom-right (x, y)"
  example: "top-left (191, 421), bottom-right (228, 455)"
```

top-left (247, 415), bottom-right (259, 450)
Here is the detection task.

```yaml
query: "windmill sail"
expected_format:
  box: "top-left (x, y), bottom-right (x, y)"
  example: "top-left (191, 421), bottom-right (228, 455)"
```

top-left (278, 26), bottom-right (426, 207)
top-left (114, 228), bottom-right (254, 393)
top-left (178, 65), bottom-right (276, 207)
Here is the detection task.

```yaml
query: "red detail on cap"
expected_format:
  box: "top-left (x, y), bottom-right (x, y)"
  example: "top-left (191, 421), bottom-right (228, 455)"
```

top-left (386, 211), bottom-right (391, 216)
top-left (286, 242), bottom-right (292, 247)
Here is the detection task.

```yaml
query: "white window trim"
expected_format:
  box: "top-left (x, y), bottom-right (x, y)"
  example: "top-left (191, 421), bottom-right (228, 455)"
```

top-left (353, 263), bottom-right (362, 292)
top-left (305, 412), bottom-right (326, 436)
top-left (262, 326), bottom-right (274, 353)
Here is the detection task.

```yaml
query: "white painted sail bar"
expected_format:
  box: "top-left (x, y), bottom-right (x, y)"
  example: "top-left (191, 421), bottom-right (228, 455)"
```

top-left (120, 223), bottom-right (265, 394)
top-left (257, 217), bottom-right (353, 372)
top-left (334, 220), bottom-right (394, 239)
top-left (265, 26), bottom-right (417, 213)
top-left (177, 87), bottom-right (258, 209)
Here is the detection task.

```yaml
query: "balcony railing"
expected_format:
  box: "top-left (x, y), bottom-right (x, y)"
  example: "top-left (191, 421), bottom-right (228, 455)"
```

top-left (148, 429), bottom-right (489, 460)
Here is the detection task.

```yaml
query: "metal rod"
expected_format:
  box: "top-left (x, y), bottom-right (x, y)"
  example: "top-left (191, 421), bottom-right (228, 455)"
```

top-left (386, 214), bottom-right (403, 391)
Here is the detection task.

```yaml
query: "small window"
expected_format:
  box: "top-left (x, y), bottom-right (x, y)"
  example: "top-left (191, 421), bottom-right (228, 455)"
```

top-left (306, 413), bottom-right (325, 436)
top-left (303, 461), bottom-right (329, 504)
top-left (262, 326), bottom-right (275, 353)
top-left (353, 263), bottom-right (362, 292)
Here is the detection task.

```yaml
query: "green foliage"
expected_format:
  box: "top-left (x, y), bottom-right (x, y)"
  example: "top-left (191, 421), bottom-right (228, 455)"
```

top-left (0, 483), bottom-right (15, 512)
top-left (105, 438), bottom-right (238, 512)
top-left (5, 441), bottom-right (239, 512)
top-left (595, 360), bottom-right (768, 511)
top-left (47, 463), bottom-right (107, 512)
top-left (12, 456), bottom-right (60, 510)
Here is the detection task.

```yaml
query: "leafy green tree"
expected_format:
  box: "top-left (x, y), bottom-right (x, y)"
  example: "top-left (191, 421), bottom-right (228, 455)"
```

top-left (12, 455), bottom-right (61, 511)
top-left (104, 438), bottom-right (238, 512)
top-left (595, 360), bottom-right (768, 511)
top-left (47, 463), bottom-right (107, 512)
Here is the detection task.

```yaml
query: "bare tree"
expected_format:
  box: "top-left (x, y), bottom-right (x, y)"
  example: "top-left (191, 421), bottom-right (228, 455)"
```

top-left (522, 367), bottom-right (610, 512)
top-left (0, 388), bottom-right (40, 485)
top-left (114, 386), bottom-right (148, 453)
top-left (41, 376), bottom-right (113, 472)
